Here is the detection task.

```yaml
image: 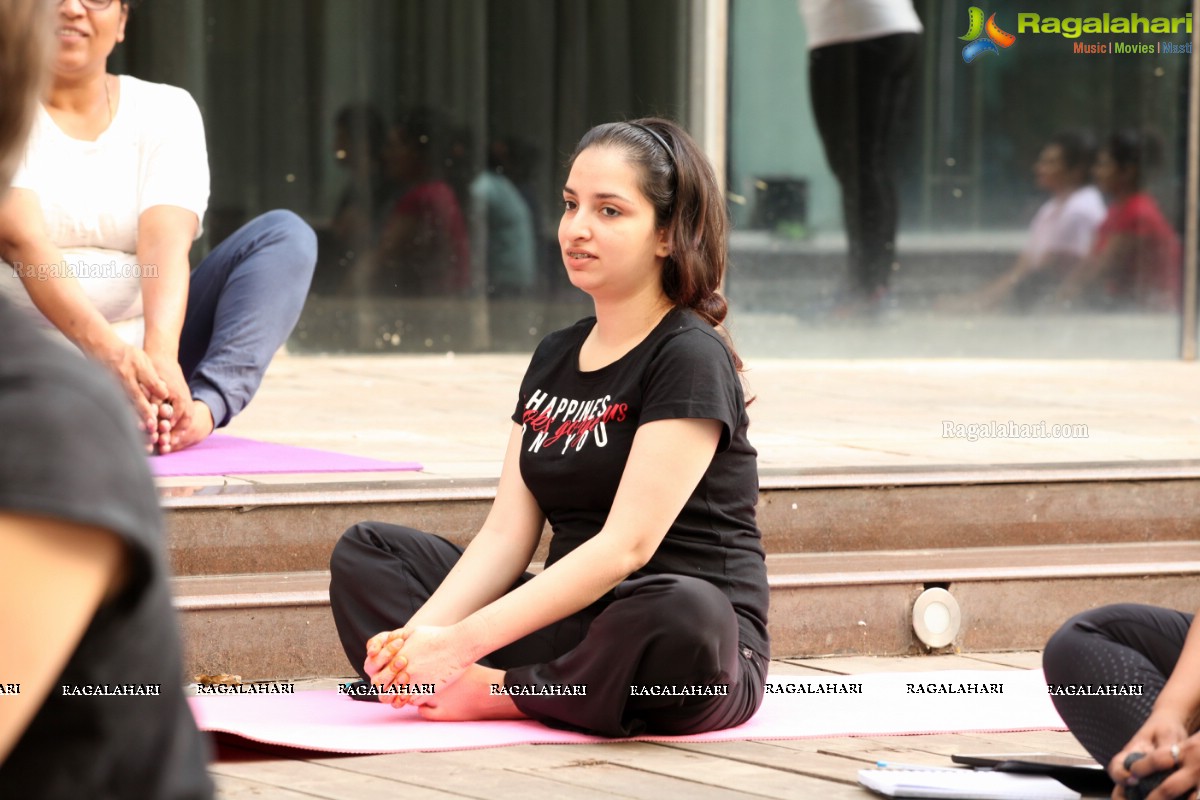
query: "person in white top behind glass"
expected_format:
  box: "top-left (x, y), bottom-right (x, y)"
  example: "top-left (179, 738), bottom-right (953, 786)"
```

top-left (938, 131), bottom-right (1106, 313)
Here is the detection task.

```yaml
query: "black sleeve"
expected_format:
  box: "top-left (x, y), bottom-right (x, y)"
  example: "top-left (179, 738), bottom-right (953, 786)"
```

top-left (0, 301), bottom-right (161, 604)
top-left (640, 327), bottom-right (742, 452)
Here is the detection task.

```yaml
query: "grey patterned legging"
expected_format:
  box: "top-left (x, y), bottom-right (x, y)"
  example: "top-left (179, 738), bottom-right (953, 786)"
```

top-left (1043, 603), bottom-right (1194, 766)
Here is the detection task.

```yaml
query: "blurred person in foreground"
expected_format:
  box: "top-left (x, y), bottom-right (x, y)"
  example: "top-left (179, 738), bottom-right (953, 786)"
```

top-left (0, 0), bottom-right (213, 797)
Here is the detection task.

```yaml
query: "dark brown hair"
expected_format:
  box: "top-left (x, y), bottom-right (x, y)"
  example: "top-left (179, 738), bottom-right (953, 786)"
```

top-left (568, 117), bottom-right (744, 369)
top-left (1046, 130), bottom-right (1096, 178)
top-left (0, 0), bottom-right (53, 192)
top-left (1106, 129), bottom-right (1164, 188)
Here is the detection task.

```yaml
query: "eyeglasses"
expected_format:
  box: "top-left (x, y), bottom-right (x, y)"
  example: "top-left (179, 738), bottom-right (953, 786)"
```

top-left (59, 0), bottom-right (117, 10)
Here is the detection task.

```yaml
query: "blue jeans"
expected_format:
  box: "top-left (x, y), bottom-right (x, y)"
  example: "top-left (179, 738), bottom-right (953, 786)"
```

top-left (178, 210), bottom-right (316, 428)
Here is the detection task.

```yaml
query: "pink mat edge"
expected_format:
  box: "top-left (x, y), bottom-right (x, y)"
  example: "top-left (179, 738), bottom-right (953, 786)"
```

top-left (205, 724), bottom-right (1069, 756)
top-left (195, 685), bottom-right (1068, 758)
top-left (149, 433), bottom-right (423, 477)
top-left (155, 462), bottom-right (424, 476)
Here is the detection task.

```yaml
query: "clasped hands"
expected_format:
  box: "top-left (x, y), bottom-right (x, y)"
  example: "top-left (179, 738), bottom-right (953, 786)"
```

top-left (1109, 710), bottom-right (1199, 800)
top-left (364, 625), bottom-right (471, 709)
top-left (98, 339), bottom-right (195, 453)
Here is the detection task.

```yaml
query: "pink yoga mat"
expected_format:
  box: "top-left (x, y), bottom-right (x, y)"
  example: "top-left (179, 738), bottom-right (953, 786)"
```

top-left (190, 670), bottom-right (1066, 754)
top-left (149, 434), bottom-right (422, 477)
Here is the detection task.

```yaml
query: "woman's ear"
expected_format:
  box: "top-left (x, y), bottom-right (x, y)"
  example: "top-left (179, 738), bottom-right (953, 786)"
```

top-left (655, 227), bottom-right (671, 258)
top-left (116, 4), bottom-right (128, 43)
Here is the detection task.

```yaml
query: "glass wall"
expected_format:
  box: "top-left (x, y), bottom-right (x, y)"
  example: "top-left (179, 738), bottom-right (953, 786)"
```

top-left (727, 0), bottom-right (1194, 358)
top-left (114, 0), bottom-right (692, 353)
top-left (114, 0), bottom-right (1197, 358)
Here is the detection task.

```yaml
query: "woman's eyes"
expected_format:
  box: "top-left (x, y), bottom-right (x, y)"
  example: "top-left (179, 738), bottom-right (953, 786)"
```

top-left (561, 199), bottom-right (621, 217)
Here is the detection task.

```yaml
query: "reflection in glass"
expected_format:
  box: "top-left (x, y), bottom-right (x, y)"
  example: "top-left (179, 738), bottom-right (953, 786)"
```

top-left (376, 107), bottom-right (471, 297)
top-left (937, 131), bottom-right (1106, 312)
top-left (727, 0), bottom-right (1191, 358)
top-left (116, 0), bottom-right (691, 354)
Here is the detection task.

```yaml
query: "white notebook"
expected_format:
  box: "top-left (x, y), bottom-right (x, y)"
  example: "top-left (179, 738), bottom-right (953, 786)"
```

top-left (858, 768), bottom-right (1082, 799)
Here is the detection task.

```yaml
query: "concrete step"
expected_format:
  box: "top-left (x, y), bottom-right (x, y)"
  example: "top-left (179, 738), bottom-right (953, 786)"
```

top-left (174, 572), bottom-right (343, 682)
top-left (164, 462), bottom-right (1200, 577)
top-left (767, 542), bottom-right (1200, 656)
top-left (172, 541), bottom-right (1200, 681)
top-left (164, 479), bottom-right (497, 577)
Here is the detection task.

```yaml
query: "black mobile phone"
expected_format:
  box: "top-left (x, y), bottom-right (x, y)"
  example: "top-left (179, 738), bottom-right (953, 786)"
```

top-left (952, 753), bottom-right (1105, 772)
top-left (952, 753), bottom-right (1113, 795)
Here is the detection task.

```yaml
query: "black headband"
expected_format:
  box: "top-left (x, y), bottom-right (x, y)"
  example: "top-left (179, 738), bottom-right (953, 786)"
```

top-left (628, 122), bottom-right (675, 166)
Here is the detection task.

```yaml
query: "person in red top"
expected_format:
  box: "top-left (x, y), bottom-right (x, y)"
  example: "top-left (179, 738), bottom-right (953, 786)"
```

top-left (376, 108), bottom-right (470, 295)
top-left (1056, 130), bottom-right (1181, 311)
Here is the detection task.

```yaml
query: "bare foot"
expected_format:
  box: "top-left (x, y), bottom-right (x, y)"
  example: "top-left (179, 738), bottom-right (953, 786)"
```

top-left (417, 664), bottom-right (528, 722)
top-left (157, 400), bottom-right (214, 454)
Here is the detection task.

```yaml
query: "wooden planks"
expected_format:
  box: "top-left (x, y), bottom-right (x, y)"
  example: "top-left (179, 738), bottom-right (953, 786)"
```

top-left (210, 653), bottom-right (1091, 800)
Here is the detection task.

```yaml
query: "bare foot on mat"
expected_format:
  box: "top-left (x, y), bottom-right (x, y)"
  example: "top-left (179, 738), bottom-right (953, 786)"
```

top-left (156, 400), bottom-right (214, 454)
top-left (417, 664), bottom-right (529, 722)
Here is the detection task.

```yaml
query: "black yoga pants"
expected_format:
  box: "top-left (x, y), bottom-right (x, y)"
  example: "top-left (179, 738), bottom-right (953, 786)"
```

top-left (1043, 603), bottom-right (1194, 766)
top-left (328, 521), bottom-right (767, 737)
top-left (809, 32), bottom-right (919, 297)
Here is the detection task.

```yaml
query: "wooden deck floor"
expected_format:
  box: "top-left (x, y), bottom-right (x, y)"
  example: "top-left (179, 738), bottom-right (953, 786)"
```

top-left (210, 652), bottom-right (1104, 799)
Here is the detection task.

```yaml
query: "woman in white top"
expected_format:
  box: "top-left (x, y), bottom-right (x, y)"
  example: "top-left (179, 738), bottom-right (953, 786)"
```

top-left (0, 0), bottom-right (316, 453)
top-left (940, 131), bottom-right (1106, 312)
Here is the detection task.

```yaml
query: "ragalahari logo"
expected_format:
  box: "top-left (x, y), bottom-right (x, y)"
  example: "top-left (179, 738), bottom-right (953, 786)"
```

top-left (960, 7), bottom-right (1016, 62)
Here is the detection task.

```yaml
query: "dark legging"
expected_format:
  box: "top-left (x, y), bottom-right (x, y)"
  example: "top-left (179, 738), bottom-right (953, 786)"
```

top-left (809, 32), bottom-right (919, 297)
top-left (328, 522), bottom-right (767, 737)
top-left (1043, 603), bottom-right (1194, 766)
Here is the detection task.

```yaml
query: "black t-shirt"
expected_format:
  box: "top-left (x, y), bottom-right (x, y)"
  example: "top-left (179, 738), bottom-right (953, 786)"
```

top-left (0, 298), bottom-right (212, 799)
top-left (512, 308), bottom-right (770, 657)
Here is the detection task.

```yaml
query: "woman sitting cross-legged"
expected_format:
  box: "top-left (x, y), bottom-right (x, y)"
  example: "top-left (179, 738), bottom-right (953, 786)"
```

top-left (0, 0), bottom-right (316, 454)
top-left (329, 117), bottom-right (770, 737)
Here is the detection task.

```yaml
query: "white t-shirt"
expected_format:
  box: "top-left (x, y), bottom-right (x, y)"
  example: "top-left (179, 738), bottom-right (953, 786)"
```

top-left (798, 0), bottom-right (923, 50)
top-left (0, 75), bottom-right (209, 342)
top-left (1023, 185), bottom-right (1106, 269)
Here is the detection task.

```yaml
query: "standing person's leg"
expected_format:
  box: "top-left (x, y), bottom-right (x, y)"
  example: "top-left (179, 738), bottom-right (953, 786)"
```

top-left (1043, 603), bottom-right (1193, 765)
top-left (852, 33), bottom-right (920, 297)
top-left (178, 210), bottom-right (317, 430)
top-left (809, 42), bottom-right (867, 297)
top-left (504, 574), bottom-right (767, 737)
